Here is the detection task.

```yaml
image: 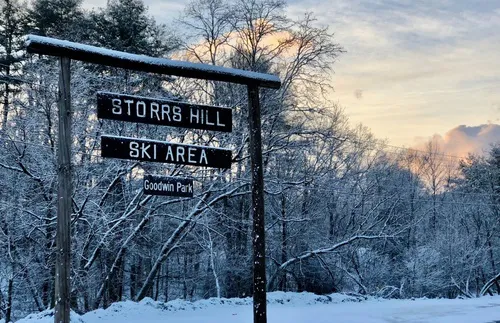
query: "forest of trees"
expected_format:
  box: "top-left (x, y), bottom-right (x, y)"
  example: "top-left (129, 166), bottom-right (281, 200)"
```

top-left (0, 0), bottom-right (499, 321)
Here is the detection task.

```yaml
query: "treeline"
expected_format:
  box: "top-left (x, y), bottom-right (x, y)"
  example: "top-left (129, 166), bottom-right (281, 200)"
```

top-left (0, 0), bottom-right (499, 321)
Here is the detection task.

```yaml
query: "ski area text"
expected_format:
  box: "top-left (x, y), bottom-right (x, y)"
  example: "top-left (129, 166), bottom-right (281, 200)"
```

top-left (101, 135), bottom-right (232, 168)
top-left (143, 175), bottom-right (194, 197)
top-left (97, 92), bottom-right (232, 132)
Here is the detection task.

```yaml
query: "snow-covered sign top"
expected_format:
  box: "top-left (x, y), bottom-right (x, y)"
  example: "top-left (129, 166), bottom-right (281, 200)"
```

top-left (25, 34), bottom-right (281, 89)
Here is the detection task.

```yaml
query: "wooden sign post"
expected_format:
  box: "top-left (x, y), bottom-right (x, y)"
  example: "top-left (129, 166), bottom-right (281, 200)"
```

top-left (247, 85), bottom-right (267, 322)
top-left (25, 34), bottom-right (281, 323)
top-left (55, 56), bottom-right (72, 323)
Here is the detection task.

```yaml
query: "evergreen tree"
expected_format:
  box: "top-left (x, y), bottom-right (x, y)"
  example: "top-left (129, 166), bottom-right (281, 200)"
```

top-left (87, 0), bottom-right (178, 56)
top-left (27, 0), bottom-right (84, 40)
top-left (0, 0), bottom-right (27, 130)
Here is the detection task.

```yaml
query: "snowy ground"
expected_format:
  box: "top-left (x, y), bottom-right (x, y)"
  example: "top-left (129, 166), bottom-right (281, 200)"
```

top-left (13, 292), bottom-right (500, 323)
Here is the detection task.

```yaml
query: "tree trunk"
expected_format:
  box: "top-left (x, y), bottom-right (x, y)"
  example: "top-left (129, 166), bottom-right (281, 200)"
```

top-left (130, 257), bottom-right (142, 301)
top-left (5, 278), bottom-right (13, 323)
top-left (487, 238), bottom-right (500, 293)
top-left (280, 192), bottom-right (287, 291)
top-left (154, 265), bottom-right (161, 301)
top-left (328, 199), bottom-right (336, 240)
top-left (164, 260), bottom-right (169, 302)
top-left (207, 227), bottom-right (221, 298)
top-left (480, 272), bottom-right (500, 296)
top-left (107, 253), bottom-right (124, 304)
top-left (1, 7), bottom-right (11, 132)
top-left (0, 286), bottom-right (3, 321)
top-left (183, 254), bottom-right (188, 300)
top-left (2, 80), bottom-right (9, 131)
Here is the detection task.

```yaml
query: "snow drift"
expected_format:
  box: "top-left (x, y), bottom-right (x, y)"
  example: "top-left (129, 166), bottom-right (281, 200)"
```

top-left (11, 292), bottom-right (500, 323)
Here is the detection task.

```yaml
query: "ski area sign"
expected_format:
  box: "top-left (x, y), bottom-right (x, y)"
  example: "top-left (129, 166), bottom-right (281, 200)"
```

top-left (101, 135), bottom-right (232, 168)
top-left (25, 34), bottom-right (280, 323)
top-left (97, 92), bottom-right (232, 132)
top-left (143, 175), bottom-right (193, 197)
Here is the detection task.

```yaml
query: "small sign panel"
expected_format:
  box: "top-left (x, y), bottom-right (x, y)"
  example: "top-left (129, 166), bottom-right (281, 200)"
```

top-left (143, 175), bottom-right (193, 197)
top-left (101, 135), bottom-right (232, 169)
top-left (97, 91), bottom-right (232, 132)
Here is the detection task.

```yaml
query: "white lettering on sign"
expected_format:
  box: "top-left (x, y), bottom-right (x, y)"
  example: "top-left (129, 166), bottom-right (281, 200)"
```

top-left (141, 143), bottom-right (151, 159)
top-left (189, 107), bottom-right (225, 127)
top-left (173, 106), bottom-right (182, 122)
top-left (105, 95), bottom-right (228, 130)
top-left (136, 101), bottom-right (146, 118)
top-left (165, 145), bottom-right (174, 161)
top-left (190, 107), bottom-right (199, 124)
top-left (206, 109), bottom-right (215, 126)
top-left (112, 99), bottom-right (122, 114)
top-left (188, 147), bottom-right (196, 163)
top-left (150, 102), bottom-right (160, 120)
top-left (130, 141), bottom-right (139, 157)
top-left (129, 141), bottom-right (157, 159)
top-left (177, 146), bottom-right (185, 162)
top-left (124, 99), bottom-right (134, 116)
top-left (161, 104), bottom-right (171, 121)
top-left (164, 146), bottom-right (209, 165)
top-left (108, 99), bottom-right (186, 122)
top-left (144, 177), bottom-right (193, 196)
top-left (144, 180), bottom-right (175, 192)
top-left (175, 182), bottom-right (194, 193)
top-left (216, 111), bottom-right (225, 127)
top-left (200, 149), bottom-right (208, 165)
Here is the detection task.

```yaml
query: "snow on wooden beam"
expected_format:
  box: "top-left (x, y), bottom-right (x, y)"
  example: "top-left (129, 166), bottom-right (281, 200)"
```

top-left (25, 35), bottom-right (282, 89)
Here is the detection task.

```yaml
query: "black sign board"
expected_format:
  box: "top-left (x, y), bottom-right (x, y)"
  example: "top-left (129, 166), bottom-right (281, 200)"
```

top-left (97, 91), bottom-right (232, 132)
top-left (101, 135), bottom-right (232, 169)
top-left (143, 175), bottom-right (193, 197)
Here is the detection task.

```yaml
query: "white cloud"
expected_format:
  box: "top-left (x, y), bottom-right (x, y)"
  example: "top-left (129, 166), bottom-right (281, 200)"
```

top-left (413, 124), bottom-right (500, 157)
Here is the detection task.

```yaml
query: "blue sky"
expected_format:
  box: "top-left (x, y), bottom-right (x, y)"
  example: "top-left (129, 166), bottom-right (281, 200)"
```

top-left (83, 0), bottom-right (500, 151)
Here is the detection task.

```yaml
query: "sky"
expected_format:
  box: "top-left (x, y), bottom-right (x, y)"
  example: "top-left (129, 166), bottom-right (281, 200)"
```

top-left (82, 0), bottom-right (500, 154)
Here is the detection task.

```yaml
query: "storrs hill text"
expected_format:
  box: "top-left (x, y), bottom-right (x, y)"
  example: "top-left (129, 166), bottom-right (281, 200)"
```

top-left (97, 91), bottom-right (232, 132)
top-left (101, 135), bottom-right (232, 169)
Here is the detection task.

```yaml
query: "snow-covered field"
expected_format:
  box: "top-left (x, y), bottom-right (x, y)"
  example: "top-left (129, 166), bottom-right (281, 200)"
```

top-left (13, 292), bottom-right (500, 323)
